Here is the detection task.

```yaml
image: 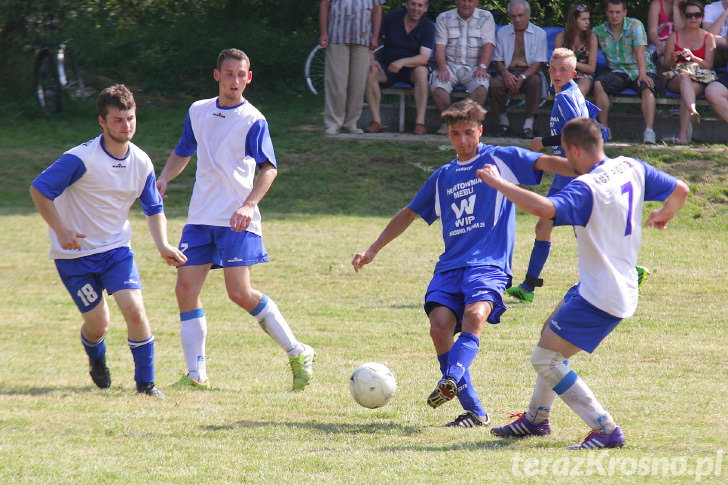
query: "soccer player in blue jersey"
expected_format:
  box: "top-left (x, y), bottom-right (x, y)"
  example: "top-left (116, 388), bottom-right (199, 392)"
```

top-left (507, 47), bottom-right (602, 303)
top-left (156, 48), bottom-right (316, 392)
top-left (480, 118), bottom-right (689, 448)
top-left (30, 84), bottom-right (187, 398)
top-left (352, 98), bottom-right (577, 427)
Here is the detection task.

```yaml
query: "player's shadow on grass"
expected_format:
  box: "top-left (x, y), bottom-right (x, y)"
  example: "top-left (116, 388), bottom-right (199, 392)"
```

top-left (206, 420), bottom-right (423, 437)
top-left (382, 436), bottom-right (553, 452)
top-left (0, 385), bottom-right (97, 396)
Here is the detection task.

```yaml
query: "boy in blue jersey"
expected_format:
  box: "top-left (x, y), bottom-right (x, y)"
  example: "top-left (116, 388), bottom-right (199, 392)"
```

top-left (157, 48), bottom-right (316, 392)
top-left (480, 118), bottom-right (688, 448)
top-left (30, 84), bottom-right (187, 398)
top-left (352, 98), bottom-right (577, 427)
top-left (507, 47), bottom-right (601, 303)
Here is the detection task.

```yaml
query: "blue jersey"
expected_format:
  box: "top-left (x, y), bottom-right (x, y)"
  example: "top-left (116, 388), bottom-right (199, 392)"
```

top-left (550, 157), bottom-right (677, 317)
top-left (409, 143), bottom-right (543, 275)
top-left (549, 80), bottom-right (597, 192)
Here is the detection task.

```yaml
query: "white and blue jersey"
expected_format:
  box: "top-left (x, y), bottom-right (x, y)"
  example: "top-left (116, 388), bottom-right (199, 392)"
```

top-left (174, 97), bottom-right (276, 236)
top-left (31, 135), bottom-right (163, 260)
top-left (549, 80), bottom-right (598, 193)
top-left (549, 157), bottom-right (677, 318)
top-left (409, 143), bottom-right (543, 275)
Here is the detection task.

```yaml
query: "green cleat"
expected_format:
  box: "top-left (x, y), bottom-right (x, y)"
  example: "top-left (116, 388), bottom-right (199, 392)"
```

top-left (289, 344), bottom-right (316, 391)
top-left (173, 374), bottom-right (210, 390)
top-left (505, 285), bottom-right (534, 303)
top-left (636, 266), bottom-right (650, 289)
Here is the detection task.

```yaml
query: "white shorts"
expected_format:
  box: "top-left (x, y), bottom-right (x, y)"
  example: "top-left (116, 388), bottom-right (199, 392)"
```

top-left (430, 63), bottom-right (490, 94)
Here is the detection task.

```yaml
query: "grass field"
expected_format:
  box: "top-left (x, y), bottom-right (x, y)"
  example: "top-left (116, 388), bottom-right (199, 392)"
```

top-left (1, 95), bottom-right (727, 483)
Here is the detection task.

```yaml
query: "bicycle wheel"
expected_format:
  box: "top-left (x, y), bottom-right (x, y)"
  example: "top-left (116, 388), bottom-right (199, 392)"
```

top-left (304, 45), bottom-right (326, 95)
top-left (59, 45), bottom-right (87, 102)
top-left (35, 49), bottom-right (62, 113)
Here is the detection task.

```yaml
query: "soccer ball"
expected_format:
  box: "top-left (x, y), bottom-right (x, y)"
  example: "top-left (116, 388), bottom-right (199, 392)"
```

top-left (349, 362), bottom-right (396, 409)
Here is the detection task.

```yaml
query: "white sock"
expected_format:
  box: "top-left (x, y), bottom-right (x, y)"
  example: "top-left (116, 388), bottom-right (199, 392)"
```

top-left (526, 376), bottom-right (557, 424)
top-left (523, 117), bottom-right (535, 130)
top-left (559, 377), bottom-right (617, 434)
top-left (250, 295), bottom-right (302, 356)
top-left (498, 113), bottom-right (509, 126)
top-left (180, 309), bottom-right (207, 382)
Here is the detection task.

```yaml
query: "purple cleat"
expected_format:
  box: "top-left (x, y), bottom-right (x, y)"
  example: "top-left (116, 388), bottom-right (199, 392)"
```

top-left (490, 413), bottom-right (551, 438)
top-left (568, 426), bottom-right (625, 449)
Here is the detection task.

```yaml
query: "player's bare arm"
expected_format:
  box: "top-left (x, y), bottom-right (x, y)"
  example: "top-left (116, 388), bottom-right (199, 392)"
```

top-left (645, 179), bottom-right (690, 230)
top-left (476, 165), bottom-right (556, 219)
top-left (29, 185), bottom-right (86, 250)
top-left (157, 152), bottom-right (193, 199)
top-left (146, 212), bottom-right (188, 266)
top-left (230, 161), bottom-right (277, 232)
top-left (533, 154), bottom-right (578, 177)
top-left (352, 207), bottom-right (417, 272)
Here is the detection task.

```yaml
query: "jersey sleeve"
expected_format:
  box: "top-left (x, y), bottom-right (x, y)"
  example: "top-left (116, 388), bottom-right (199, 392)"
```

top-left (553, 93), bottom-right (582, 134)
top-left (31, 153), bottom-right (86, 200)
top-left (408, 168), bottom-right (441, 225)
top-left (640, 160), bottom-right (678, 201)
top-left (490, 146), bottom-right (543, 186)
top-left (246, 119), bottom-right (277, 169)
top-left (549, 180), bottom-right (594, 227)
top-left (139, 171), bottom-right (165, 216)
top-left (174, 111), bottom-right (197, 157)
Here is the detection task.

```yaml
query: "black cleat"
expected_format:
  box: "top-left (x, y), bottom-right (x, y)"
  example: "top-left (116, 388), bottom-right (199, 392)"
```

top-left (137, 382), bottom-right (165, 399)
top-left (89, 356), bottom-right (111, 389)
top-left (444, 411), bottom-right (491, 427)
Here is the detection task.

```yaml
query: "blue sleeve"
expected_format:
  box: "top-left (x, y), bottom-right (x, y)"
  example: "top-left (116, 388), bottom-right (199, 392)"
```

top-left (549, 180), bottom-right (594, 227)
top-left (139, 171), bottom-right (164, 216)
top-left (31, 153), bottom-right (86, 200)
top-left (553, 93), bottom-right (581, 135)
top-left (246, 119), bottom-right (277, 169)
top-left (408, 169), bottom-right (441, 225)
top-left (491, 146), bottom-right (544, 186)
top-left (640, 160), bottom-right (678, 201)
top-left (174, 111), bottom-right (197, 157)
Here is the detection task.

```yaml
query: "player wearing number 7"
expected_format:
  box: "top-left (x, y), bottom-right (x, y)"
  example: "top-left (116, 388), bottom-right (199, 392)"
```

top-left (479, 118), bottom-right (689, 449)
top-left (30, 84), bottom-right (187, 398)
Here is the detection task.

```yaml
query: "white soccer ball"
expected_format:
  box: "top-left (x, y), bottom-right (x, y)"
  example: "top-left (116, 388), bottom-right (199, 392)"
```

top-left (349, 362), bottom-right (396, 409)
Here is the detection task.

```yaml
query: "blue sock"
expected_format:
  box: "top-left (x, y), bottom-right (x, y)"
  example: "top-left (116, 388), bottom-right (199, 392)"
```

top-left (437, 352), bottom-right (448, 375)
top-left (129, 336), bottom-right (155, 384)
top-left (437, 350), bottom-right (486, 416)
top-left (81, 333), bottom-right (106, 361)
top-left (523, 240), bottom-right (551, 292)
top-left (445, 332), bottom-right (480, 383)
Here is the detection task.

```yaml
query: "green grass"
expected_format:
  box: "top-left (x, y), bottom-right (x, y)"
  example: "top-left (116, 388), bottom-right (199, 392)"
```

top-left (1, 94), bottom-right (727, 483)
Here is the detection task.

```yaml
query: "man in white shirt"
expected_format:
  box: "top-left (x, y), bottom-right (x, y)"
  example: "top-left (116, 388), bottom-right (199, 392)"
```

top-left (704, 0), bottom-right (728, 47)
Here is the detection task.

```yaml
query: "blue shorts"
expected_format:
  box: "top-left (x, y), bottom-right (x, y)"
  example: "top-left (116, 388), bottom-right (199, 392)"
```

top-left (424, 265), bottom-right (509, 331)
top-left (55, 246), bottom-right (140, 313)
top-left (179, 224), bottom-right (268, 269)
top-left (548, 284), bottom-right (622, 353)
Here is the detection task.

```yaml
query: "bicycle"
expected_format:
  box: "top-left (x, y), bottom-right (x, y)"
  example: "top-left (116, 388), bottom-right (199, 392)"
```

top-left (304, 45), bottom-right (326, 95)
top-left (28, 15), bottom-right (87, 113)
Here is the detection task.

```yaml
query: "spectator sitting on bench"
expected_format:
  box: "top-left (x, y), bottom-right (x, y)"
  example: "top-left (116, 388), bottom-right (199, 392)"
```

top-left (365, 0), bottom-right (435, 135)
top-left (490, 0), bottom-right (547, 138)
top-left (647, 0), bottom-right (685, 64)
top-left (593, 0), bottom-right (659, 143)
top-left (430, 0), bottom-right (496, 135)
top-left (554, 3), bottom-right (599, 96)
top-left (705, 33), bottom-right (728, 122)
top-left (662, 0), bottom-right (717, 144)
top-left (703, 0), bottom-right (728, 49)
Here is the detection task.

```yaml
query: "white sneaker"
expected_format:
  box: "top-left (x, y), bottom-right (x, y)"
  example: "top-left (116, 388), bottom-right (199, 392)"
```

top-left (343, 126), bottom-right (364, 134)
top-left (643, 128), bottom-right (656, 144)
top-left (325, 127), bottom-right (340, 135)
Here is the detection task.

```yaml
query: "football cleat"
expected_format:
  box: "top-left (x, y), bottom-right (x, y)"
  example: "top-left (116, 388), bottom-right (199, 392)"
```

top-left (505, 285), bottom-right (534, 303)
top-left (427, 377), bottom-right (458, 408)
top-left (289, 344), bottom-right (316, 391)
top-left (173, 374), bottom-right (210, 390)
top-left (568, 426), bottom-right (625, 449)
top-left (444, 411), bottom-right (491, 427)
top-left (137, 382), bottom-right (165, 399)
top-left (636, 266), bottom-right (650, 289)
top-left (89, 356), bottom-right (111, 389)
top-left (490, 413), bottom-right (551, 437)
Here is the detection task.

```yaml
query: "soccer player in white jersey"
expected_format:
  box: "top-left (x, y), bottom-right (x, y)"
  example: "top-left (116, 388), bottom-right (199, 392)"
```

top-left (352, 99), bottom-right (577, 427)
top-left (480, 118), bottom-right (689, 448)
top-left (30, 84), bottom-right (187, 398)
top-left (156, 48), bottom-right (316, 392)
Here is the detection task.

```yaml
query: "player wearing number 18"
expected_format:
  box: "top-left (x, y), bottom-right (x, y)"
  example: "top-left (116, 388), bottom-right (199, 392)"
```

top-left (30, 84), bottom-right (188, 398)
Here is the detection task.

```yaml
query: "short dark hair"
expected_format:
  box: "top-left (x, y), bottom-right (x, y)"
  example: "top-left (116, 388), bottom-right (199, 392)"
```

top-left (441, 99), bottom-right (486, 126)
top-left (561, 118), bottom-right (603, 153)
top-left (217, 48), bottom-right (250, 70)
top-left (96, 84), bottom-right (135, 119)
top-left (605, 0), bottom-right (627, 10)
top-left (681, 0), bottom-right (704, 15)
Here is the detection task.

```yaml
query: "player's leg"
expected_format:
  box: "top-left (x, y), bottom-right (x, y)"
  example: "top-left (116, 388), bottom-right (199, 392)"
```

top-left (80, 298), bottom-right (112, 389)
top-left (508, 218), bottom-right (553, 302)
